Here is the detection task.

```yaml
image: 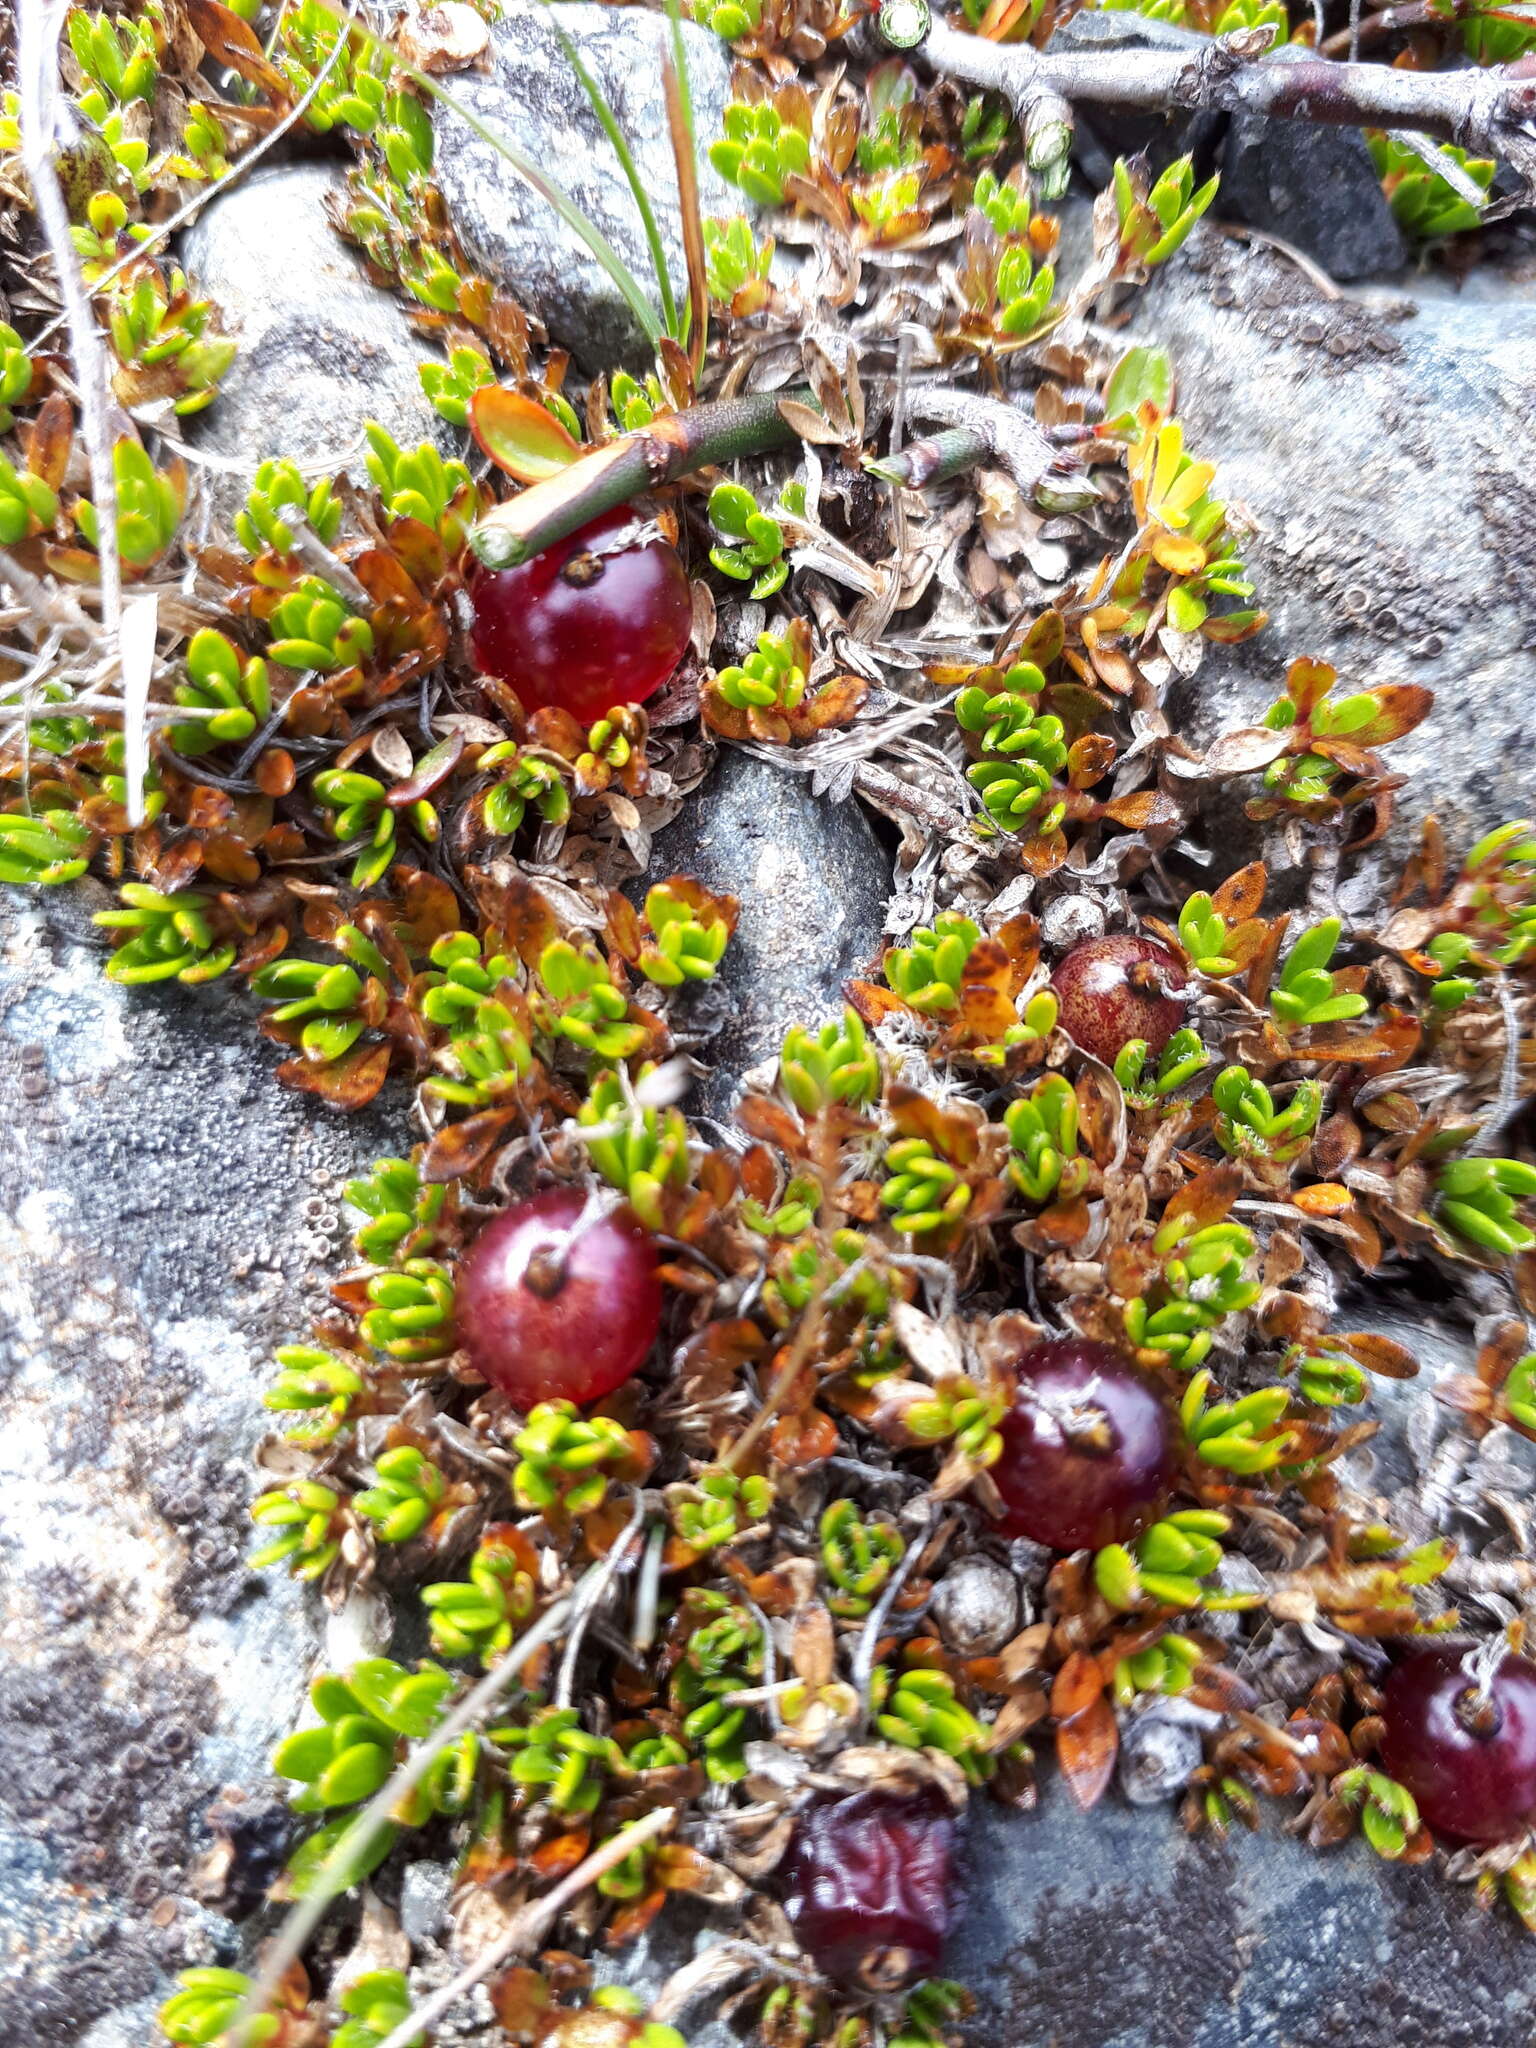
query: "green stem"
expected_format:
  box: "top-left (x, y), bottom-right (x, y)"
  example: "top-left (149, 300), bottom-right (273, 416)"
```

top-left (469, 389), bottom-right (813, 568)
top-left (865, 425), bottom-right (992, 491)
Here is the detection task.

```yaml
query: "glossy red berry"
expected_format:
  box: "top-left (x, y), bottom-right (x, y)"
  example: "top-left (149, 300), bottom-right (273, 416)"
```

top-left (468, 508), bottom-right (692, 723)
top-left (457, 1187), bottom-right (662, 1409)
top-left (1380, 1648), bottom-right (1536, 1844)
top-left (786, 1786), bottom-right (957, 1991)
top-left (1051, 934), bottom-right (1188, 1065)
top-left (992, 1338), bottom-right (1172, 1551)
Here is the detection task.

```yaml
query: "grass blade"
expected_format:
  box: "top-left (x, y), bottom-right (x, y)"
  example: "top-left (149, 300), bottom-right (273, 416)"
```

top-left (536, 0), bottom-right (681, 340)
top-left (311, 0), bottom-right (663, 347)
top-left (662, 0), bottom-right (709, 376)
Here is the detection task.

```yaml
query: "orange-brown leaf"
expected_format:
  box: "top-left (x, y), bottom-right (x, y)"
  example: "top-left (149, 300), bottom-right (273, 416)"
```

top-left (605, 889), bottom-right (643, 965)
top-left (1328, 1331), bottom-right (1420, 1380)
top-left (1341, 685), bottom-right (1434, 749)
top-left (275, 1041), bottom-right (391, 1109)
top-left (886, 1084), bottom-right (980, 1164)
top-left (1102, 786), bottom-right (1183, 831)
top-left (1285, 656), bottom-right (1336, 717)
top-left (420, 1106), bottom-right (519, 1184)
top-left (184, 0), bottom-right (289, 91)
top-left (1289, 1013), bottom-right (1421, 1067)
top-left (490, 1968), bottom-right (550, 2036)
top-left (475, 869), bottom-right (557, 967)
top-left (1056, 1692), bottom-right (1118, 1812)
top-left (1160, 1160), bottom-right (1242, 1235)
top-left (1050, 1650), bottom-right (1104, 1722)
top-left (735, 1094), bottom-right (807, 1155)
top-left (845, 978), bottom-right (916, 1027)
top-left (1066, 733), bottom-right (1116, 788)
top-left (795, 673), bottom-right (867, 732)
top-left (392, 867), bottom-right (462, 951)
top-left (24, 392), bottom-right (73, 493)
top-left (1211, 859), bottom-right (1267, 923)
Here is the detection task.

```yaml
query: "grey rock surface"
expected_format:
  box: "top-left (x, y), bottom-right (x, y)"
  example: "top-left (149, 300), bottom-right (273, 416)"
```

top-left (1136, 226), bottom-right (1536, 854)
top-left (643, 747), bottom-right (894, 1119)
top-left (951, 1778), bottom-right (1536, 2046)
top-left (179, 162), bottom-right (450, 524)
top-left (431, 0), bottom-right (735, 369)
top-left (0, 885), bottom-right (397, 2047)
top-left (1221, 85), bottom-right (1407, 280)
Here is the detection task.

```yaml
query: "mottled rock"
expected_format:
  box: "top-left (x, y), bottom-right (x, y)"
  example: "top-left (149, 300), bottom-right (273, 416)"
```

top-left (1137, 228), bottom-right (1536, 853)
top-left (179, 162), bottom-right (450, 520)
top-left (1220, 57), bottom-right (1406, 281)
top-left (431, 0), bottom-right (735, 368)
top-left (642, 747), bottom-right (893, 1118)
top-left (0, 888), bottom-right (397, 2046)
top-left (953, 1778), bottom-right (1536, 2047)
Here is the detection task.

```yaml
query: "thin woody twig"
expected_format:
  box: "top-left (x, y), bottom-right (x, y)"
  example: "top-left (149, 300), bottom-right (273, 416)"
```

top-left (238, 1588), bottom-right (578, 2041)
top-left (366, 1805), bottom-right (679, 2048)
top-left (285, 519), bottom-right (375, 611)
top-left (867, 424), bottom-right (993, 492)
top-left (881, 9), bottom-right (1536, 193)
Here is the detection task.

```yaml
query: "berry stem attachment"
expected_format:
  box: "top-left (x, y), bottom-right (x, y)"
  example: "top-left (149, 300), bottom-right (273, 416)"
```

top-left (469, 390), bottom-right (812, 570)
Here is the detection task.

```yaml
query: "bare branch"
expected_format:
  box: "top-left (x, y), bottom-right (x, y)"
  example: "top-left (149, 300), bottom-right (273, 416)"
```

top-left (884, 11), bottom-right (1536, 194)
top-left (284, 518), bottom-right (376, 611)
top-left (469, 390), bottom-right (808, 568)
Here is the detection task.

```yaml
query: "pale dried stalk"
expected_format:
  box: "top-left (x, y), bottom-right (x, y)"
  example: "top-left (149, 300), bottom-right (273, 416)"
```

top-left (18, 0), bottom-right (121, 634)
top-left (28, 5), bottom-right (358, 352)
top-left (0, 546), bottom-right (96, 643)
top-left (239, 1587), bottom-right (579, 2039)
top-left (367, 1804), bottom-right (680, 2048)
top-left (287, 518), bottom-right (375, 610)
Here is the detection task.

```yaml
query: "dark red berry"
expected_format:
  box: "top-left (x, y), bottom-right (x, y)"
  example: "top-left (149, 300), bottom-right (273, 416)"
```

top-left (469, 507), bottom-right (692, 723)
top-left (991, 1338), bottom-right (1172, 1551)
top-left (1380, 1647), bottom-right (1536, 1845)
top-left (1050, 934), bottom-right (1188, 1065)
top-left (457, 1187), bottom-right (662, 1409)
top-left (786, 1786), bottom-right (957, 1991)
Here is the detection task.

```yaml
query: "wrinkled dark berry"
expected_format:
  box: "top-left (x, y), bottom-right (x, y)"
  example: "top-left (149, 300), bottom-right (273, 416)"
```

top-left (992, 1338), bottom-right (1172, 1551)
top-left (1381, 1648), bottom-right (1536, 1844)
top-left (786, 1786), bottom-right (957, 1991)
top-left (457, 1187), bottom-right (662, 1409)
top-left (1051, 934), bottom-right (1188, 1065)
